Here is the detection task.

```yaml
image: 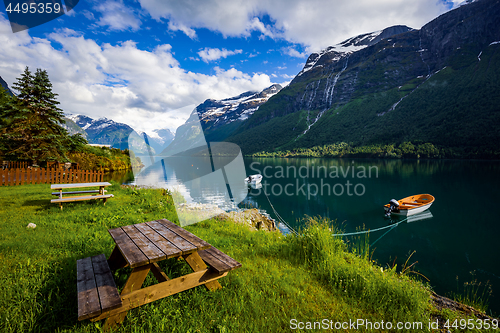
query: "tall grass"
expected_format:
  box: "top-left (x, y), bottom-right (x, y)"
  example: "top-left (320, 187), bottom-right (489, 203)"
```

top-left (0, 183), bottom-right (484, 332)
top-left (450, 272), bottom-right (493, 313)
top-left (284, 217), bottom-right (431, 324)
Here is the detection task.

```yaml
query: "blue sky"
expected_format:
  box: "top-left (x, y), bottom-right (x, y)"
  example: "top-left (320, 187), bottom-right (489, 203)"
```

top-left (0, 0), bottom-right (458, 134)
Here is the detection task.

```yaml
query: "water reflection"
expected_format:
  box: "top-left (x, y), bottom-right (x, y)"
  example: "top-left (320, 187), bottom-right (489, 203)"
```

top-left (242, 157), bottom-right (500, 314)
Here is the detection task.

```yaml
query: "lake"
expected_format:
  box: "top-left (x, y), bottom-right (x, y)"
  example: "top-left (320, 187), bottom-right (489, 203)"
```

top-left (242, 157), bottom-right (500, 315)
top-left (125, 156), bottom-right (500, 315)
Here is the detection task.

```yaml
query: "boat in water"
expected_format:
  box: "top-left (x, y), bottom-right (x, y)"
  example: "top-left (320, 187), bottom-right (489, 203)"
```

top-left (245, 174), bottom-right (263, 184)
top-left (384, 194), bottom-right (435, 217)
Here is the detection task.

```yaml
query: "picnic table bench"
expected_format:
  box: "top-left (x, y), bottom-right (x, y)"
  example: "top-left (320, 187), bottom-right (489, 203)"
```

top-left (51, 182), bottom-right (113, 210)
top-left (77, 219), bottom-right (241, 331)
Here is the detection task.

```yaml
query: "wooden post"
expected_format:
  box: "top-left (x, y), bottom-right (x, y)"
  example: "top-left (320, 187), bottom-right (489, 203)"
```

top-left (0, 168), bottom-right (3, 186)
top-left (16, 168), bottom-right (20, 185)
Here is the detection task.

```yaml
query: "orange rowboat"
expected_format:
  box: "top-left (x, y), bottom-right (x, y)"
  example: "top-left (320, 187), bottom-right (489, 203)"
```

top-left (384, 194), bottom-right (435, 217)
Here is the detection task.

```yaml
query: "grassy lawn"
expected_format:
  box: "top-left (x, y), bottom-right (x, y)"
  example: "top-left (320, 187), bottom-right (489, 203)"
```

top-left (0, 183), bottom-right (488, 332)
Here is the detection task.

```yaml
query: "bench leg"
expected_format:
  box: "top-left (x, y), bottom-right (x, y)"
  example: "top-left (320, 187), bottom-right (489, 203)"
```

top-left (59, 203), bottom-right (63, 210)
top-left (102, 264), bottom-right (152, 331)
top-left (183, 252), bottom-right (222, 291)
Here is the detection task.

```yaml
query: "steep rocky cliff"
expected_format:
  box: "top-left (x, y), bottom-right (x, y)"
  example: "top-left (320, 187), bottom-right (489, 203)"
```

top-left (227, 0), bottom-right (500, 155)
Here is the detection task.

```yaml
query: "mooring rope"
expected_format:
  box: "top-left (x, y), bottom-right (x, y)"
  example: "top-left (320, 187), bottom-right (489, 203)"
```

top-left (258, 183), bottom-right (409, 238)
top-left (262, 189), bottom-right (298, 235)
top-left (332, 217), bottom-right (409, 237)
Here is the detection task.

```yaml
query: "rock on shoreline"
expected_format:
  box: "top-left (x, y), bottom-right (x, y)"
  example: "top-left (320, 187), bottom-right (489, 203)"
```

top-left (218, 208), bottom-right (277, 232)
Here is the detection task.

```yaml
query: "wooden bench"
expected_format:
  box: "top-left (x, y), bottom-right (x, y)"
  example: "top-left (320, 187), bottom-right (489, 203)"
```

top-left (51, 190), bottom-right (107, 196)
top-left (51, 182), bottom-right (114, 210)
top-left (51, 194), bottom-right (114, 209)
top-left (198, 246), bottom-right (242, 274)
top-left (77, 254), bottom-right (122, 321)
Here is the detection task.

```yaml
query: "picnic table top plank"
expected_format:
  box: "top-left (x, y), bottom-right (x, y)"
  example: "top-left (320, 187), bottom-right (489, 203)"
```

top-left (134, 223), bottom-right (183, 259)
top-left (108, 227), bottom-right (149, 268)
top-left (91, 254), bottom-right (122, 312)
top-left (51, 182), bottom-right (112, 190)
top-left (146, 221), bottom-right (199, 254)
top-left (51, 190), bottom-right (107, 195)
top-left (77, 256), bottom-right (102, 320)
top-left (157, 219), bottom-right (211, 250)
top-left (121, 225), bottom-right (166, 263)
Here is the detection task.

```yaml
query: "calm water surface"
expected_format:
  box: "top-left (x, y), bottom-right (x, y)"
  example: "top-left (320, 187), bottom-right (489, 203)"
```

top-left (242, 157), bottom-right (500, 315)
top-left (123, 157), bottom-right (500, 314)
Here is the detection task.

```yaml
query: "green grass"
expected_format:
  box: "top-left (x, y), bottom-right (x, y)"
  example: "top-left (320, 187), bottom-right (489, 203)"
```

top-left (0, 183), bottom-right (490, 332)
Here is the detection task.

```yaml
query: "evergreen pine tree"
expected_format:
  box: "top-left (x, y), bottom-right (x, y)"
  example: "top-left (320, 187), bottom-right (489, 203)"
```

top-left (1, 67), bottom-right (70, 165)
top-left (0, 86), bottom-right (14, 160)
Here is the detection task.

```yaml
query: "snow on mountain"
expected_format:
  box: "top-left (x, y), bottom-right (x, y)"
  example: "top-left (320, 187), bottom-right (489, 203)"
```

top-left (139, 128), bottom-right (175, 154)
top-left (298, 25), bottom-right (412, 76)
top-left (64, 113), bottom-right (175, 151)
top-left (162, 84), bottom-right (283, 154)
top-left (64, 114), bottom-right (134, 149)
top-left (197, 84), bottom-right (282, 126)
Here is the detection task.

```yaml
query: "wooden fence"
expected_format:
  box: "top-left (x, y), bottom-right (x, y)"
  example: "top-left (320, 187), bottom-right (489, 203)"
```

top-left (1, 161), bottom-right (29, 169)
top-left (1, 161), bottom-right (79, 170)
top-left (0, 168), bottom-right (104, 186)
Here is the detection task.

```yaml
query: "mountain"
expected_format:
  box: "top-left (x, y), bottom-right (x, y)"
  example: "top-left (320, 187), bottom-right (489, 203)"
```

top-left (139, 128), bottom-right (175, 154)
top-left (162, 84), bottom-right (282, 155)
top-left (226, 0), bottom-right (500, 156)
top-left (64, 114), bottom-right (174, 152)
top-left (66, 114), bottom-right (134, 150)
top-left (0, 76), bottom-right (14, 96)
top-left (195, 83), bottom-right (282, 142)
top-left (62, 116), bottom-right (88, 139)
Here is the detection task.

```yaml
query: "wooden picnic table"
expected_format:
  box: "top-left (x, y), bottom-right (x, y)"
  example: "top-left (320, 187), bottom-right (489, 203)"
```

top-left (77, 219), bottom-right (241, 331)
top-left (51, 182), bottom-right (114, 209)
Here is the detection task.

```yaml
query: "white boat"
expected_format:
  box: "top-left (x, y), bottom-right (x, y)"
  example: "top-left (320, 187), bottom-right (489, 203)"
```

top-left (249, 182), bottom-right (262, 190)
top-left (384, 194), bottom-right (435, 217)
top-left (245, 174), bottom-right (262, 184)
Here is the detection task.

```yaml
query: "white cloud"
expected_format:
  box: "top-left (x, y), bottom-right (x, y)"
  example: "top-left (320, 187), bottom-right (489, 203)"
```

top-left (282, 46), bottom-right (307, 58)
top-left (168, 21), bottom-right (196, 39)
top-left (93, 0), bottom-right (141, 31)
top-left (0, 16), bottom-right (272, 133)
top-left (137, 0), bottom-right (449, 51)
top-left (197, 48), bottom-right (243, 63)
